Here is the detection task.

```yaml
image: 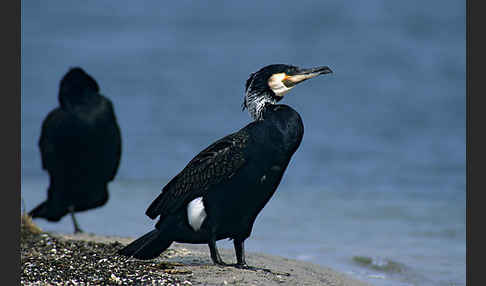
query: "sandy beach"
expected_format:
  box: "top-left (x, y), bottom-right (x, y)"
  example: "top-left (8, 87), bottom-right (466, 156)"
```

top-left (21, 215), bottom-right (372, 286)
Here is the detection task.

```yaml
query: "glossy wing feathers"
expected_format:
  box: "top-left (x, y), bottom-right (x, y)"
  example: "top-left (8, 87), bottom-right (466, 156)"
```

top-left (145, 131), bottom-right (249, 220)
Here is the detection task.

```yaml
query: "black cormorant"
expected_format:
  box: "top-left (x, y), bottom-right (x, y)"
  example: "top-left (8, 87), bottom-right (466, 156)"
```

top-left (29, 67), bottom-right (122, 233)
top-left (119, 64), bottom-right (332, 267)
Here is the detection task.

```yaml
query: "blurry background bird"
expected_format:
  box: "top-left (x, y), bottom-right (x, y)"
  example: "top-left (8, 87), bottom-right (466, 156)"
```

top-left (28, 67), bottom-right (122, 233)
top-left (21, 2), bottom-right (464, 286)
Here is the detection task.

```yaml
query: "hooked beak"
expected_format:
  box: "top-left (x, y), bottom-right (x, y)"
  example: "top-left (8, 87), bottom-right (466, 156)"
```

top-left (283, 66), bottom-right (333, 87)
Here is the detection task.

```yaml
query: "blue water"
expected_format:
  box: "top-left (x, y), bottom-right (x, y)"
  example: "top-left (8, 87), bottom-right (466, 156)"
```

top-left (21, 1), bottom-right (465, 286)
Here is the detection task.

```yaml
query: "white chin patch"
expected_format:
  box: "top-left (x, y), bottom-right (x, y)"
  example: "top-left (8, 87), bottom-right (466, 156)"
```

top-left (187, 197), bottom-right (207, 231)
top-left (268, 73), bottom-right (293, 97)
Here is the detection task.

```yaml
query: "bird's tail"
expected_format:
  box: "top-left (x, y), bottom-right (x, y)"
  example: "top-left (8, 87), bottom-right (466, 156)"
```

top-left (118, 229), bottom-right (173, 260)
top-left (28, 201), bottom-right (66, 222)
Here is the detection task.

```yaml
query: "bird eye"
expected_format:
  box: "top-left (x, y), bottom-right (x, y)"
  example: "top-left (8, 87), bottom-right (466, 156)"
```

top-left (288, 67), bottom-right (299, 74)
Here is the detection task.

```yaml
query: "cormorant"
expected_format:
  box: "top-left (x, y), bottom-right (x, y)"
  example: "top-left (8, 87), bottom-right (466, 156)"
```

top-left (29, 67), bottom-right (122, 233)
top-left (119, 64), bottom-right (332, 267)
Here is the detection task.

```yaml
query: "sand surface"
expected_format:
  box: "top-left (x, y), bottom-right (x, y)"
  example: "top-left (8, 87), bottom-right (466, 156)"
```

top-left (21, 215), bottom-right (371, 285)
top-left (59, 232), bottom-right (372, 286)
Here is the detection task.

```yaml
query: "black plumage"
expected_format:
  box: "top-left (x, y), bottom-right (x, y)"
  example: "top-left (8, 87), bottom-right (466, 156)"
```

top-left (119, 64), bottom-right (332, 266)
top-left (29, 67), bottom-right (122, 233)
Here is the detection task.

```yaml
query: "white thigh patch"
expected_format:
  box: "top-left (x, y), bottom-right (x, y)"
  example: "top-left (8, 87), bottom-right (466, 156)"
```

top-left (187, 197), bottom-right (207, 231)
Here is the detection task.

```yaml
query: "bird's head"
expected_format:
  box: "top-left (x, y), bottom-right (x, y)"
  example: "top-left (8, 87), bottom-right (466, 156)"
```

top-left (58, 67), bottom-right (100, 109)
top-left (242, 64), bottom-right (333, 120)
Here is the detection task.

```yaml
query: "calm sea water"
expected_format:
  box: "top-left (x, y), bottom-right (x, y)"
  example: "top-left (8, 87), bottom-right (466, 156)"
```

top-left (21, 1), bottom-right (465, 286)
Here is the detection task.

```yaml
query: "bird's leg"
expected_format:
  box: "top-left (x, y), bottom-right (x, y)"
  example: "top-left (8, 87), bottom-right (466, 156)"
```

top-left (208, 236), bottom-right (226, 266)
top-left (68, 206), bottom-right (83, 234)
top-left (234, 239), bottom-right (249, 268)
